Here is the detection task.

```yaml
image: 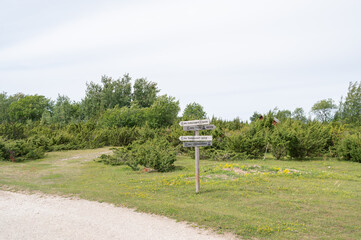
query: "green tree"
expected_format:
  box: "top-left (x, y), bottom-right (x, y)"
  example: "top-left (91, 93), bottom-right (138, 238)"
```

top-left (275, 109), bottom-right (291, 121)
top-left (0, 92), bottom-right (25, 123)
top-left (182, 102), bottom-right (207, 120)
top-left (147, 95), bottom-right (180, 128)
top-left (101, 75), bottom-right (132, 109)
top-left (81, 74), bottom-right (132, 119)
top-left (52, 95), bottom-right (80, 124)
top-left (311, 98), bottom-right (337, 123)
top-left (9, 95), bottom-right (52, 122)
top-left (81, 81), bottom-right (102, 119)
top-left (338, 81), bottom-right (361, 125)
top-left (132, 78), bottom-right (159, 108)
top-left (250, 112), bottom-right (262, 122)
top-left (292, 107), bottom-right (307, 123)
top-left (0, 92), bottom-right (11, 123)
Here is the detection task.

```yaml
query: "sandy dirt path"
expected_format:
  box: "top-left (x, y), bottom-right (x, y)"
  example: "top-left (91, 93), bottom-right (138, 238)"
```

top-left (0, 190), bottom-right (237, 240)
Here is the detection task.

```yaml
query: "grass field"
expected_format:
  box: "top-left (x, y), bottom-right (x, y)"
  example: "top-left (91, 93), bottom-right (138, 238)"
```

top-left (1, 148), bottom-right (360, 239)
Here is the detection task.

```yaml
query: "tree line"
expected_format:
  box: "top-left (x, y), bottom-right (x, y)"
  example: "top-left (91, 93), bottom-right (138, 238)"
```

top-left (0, 77), bottom-right (360, 166)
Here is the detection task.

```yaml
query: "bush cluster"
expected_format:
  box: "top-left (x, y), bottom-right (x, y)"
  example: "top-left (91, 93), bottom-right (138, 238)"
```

top-left (98, 137), bottom-right (176, 172)
top-left (1, 113), bottom-right (361, 165)
top-left (0, 137), bottom-right (45, 162)
top-left (336, 134), bottom-right (361, 162)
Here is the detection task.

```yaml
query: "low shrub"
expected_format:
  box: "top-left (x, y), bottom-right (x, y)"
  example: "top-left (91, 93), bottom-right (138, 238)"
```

top-left (99, 137), bottom-right (176, 172)
top-left (0, 122), bottom-right (26, 140)
top-left (336, 134), bottom-right (361, 162)
top-left (226, 130), bottom-right (265, 159)
top-left (0, 138), bottom-right (9, 160)
top-left (106, 127), bottom-right (140, 146)
top-left (1, 139), bottom-right (45, 161)
top-left (270, 128), bottom-right (288, 160)
top-left (129, 137), bottom-right (177, 172)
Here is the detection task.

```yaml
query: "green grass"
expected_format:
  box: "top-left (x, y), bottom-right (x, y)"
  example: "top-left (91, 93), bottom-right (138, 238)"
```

top-left (1, 148), bottom-right (360, 239)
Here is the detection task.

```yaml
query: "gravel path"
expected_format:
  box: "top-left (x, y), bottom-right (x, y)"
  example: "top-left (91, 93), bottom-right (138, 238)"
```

top-left (0, 190), bottom-right (237, 240)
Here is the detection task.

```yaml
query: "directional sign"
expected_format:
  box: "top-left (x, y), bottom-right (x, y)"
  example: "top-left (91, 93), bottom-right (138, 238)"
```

top-left (183, 124), bottom-right (216, 131)
top-left (179, 136), bottom-right (213, 141)
top-left (183, 141), bottom-right (212, 148)
top-left (179, 119), bottom-right (210, 126)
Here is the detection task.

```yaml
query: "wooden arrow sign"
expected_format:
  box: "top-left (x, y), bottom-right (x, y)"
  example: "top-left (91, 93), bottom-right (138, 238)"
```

top-left (179, 136), bottom-right (213, 141)
top-left (183, 141), bottom-right (212, 147)
top-left (179, 119), bottom-right (210, 126)
top-left (183, 124), bottom-right (216, 131)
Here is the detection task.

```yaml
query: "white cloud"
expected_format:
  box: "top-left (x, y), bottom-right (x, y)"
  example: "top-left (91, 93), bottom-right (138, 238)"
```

top-left (0, 0), bottom-right (360, 120)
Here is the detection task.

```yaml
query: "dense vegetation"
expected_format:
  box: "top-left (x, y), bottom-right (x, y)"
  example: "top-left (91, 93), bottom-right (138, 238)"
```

top-left (1, 76), bottom-right (360, 165)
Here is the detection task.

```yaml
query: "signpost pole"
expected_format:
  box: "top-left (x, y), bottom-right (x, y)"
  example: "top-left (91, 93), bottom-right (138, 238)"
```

top-left (179, 119), bottom-right (215, 194)
top-left (195, 130), bottom-right (200, 193)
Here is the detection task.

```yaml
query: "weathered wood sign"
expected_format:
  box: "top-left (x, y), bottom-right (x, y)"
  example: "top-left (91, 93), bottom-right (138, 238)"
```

top-left (179, 119), bottom-right (216, 194)
top-left (179, 136), bottom-right (213, 141)
top-left (183, 141), bottom-right (212, 147)
top-left (179, 119), bottom-right (210, 126)
top-left (183, 124), bottom-right (216, 131)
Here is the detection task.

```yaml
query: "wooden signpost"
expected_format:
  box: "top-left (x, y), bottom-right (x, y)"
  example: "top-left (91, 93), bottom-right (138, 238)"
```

top-left (179, 119), bottom-right (210, 126)
top-left (183, 141), bottom-right (212, 147)
top-left (179, 119), bottom-right (215, 193)
top-left (179, 136), bottom-right (212, 141)
top-left (183, 125), bottom-right (216, 131)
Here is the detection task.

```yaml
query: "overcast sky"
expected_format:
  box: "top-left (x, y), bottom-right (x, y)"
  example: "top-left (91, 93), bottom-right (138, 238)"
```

top-left (1, 0), bottom-right (360, 120)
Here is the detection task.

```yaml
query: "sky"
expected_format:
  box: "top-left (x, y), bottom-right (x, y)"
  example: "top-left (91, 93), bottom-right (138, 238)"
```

top-left (1, 0), bottom-right (360, 121)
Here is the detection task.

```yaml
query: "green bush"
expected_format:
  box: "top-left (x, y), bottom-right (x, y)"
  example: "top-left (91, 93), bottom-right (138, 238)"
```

top-left (106, 127), bottom-right (140, 146)
top-left (226, 128), bottom-right (265, 159)
top-left (130, 137), bottom-right (176, 172)
top-left (273, 121), bottom-right (332, 159)
top-left (28, 135), bottom-right (51, 151)
top-left (336, 134), bottom-right (361, 162)
top-left (100, 137), bottom-right (176, 172)
top-left (270, 127), bottom-right (288, 160)
top-left (2, 139), bottom-right (45, 161)
top-left (0, 123), bottom-right (26, 139)
top-left (99, 105), bottom-right (146, 128)
top-left (0, 138), bottom-right (9, 160)
top-left (96, 149), bottom-right (128, 166)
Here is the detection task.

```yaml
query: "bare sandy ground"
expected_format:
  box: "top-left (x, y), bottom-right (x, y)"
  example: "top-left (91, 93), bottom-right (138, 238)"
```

top-left (0, 190), bottom-right (238, 240)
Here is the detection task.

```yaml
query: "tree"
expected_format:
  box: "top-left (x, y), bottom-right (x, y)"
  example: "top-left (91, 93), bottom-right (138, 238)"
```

top-left (101, 75), bottom-right (132, 109)
top-left (275, 109), bottom-right (291, 121)
top-left (9, 95), bottom-right (52, 122)
top-left (292, 107), bottom-right (307, 123)
top-left (0, 92), bottom-right (25, 123)
top-left (52, 95), bottom-right (80, 124)
top-left (0, 92), bottom-right (11, 123)
top-left (182, 102), bottom-right (207, 120)
top-left (311, 98), bottom-right (337, 123)
top-left (81, 81), bottom-right (102, 119)
top-left (338, 81), bottom-right (361, 125)
top-left (147, 95), bottom-right (180, 128)
top-left (250, 112), bottom-right (262, 122)
top-left (132, 78), bottom-right (159, 108)
top-left (81, 74), bottom-right (132, 119)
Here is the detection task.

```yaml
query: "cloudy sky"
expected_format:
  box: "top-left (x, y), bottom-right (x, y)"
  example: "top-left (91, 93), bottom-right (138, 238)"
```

top-left (1, 0), bottom-right (360, 120)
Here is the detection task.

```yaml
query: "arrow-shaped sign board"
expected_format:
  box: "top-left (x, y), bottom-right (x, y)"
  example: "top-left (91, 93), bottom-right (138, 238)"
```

top-left (179, 119), bottom-right (210, 126)
top-left (179, 136), bottom-right (212, 141)
top-left (183, 141), bottom-right (212, 148)
top-left (183, 124), bottom-right (216, 131)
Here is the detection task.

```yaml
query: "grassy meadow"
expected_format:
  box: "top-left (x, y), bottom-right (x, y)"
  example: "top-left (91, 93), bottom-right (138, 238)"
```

top-left (0, 148), bottom-right (360, 239)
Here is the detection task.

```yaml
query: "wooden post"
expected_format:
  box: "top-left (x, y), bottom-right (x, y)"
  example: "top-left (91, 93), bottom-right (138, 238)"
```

top-left (179, 119), bottom-right (215, 194)
top-left (195, 130), bottom-right (200, 193)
